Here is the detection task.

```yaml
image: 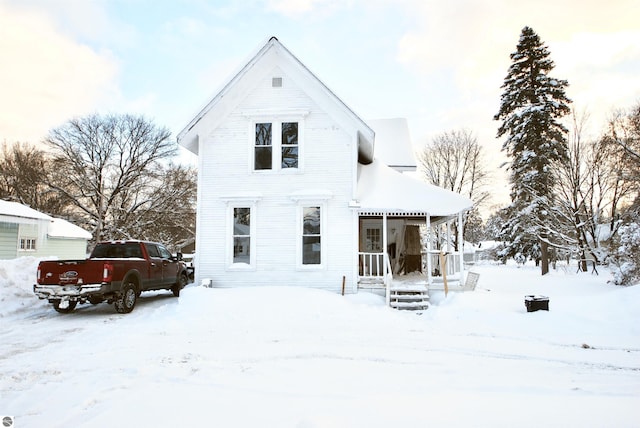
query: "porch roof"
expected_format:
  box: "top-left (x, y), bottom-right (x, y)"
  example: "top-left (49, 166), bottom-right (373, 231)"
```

top-left (355, 159), bottom-right (473, 216)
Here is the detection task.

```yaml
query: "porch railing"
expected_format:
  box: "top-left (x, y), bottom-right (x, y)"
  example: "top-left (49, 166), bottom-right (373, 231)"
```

top-left (358, 252), bottom-right (385, 278)
top-left (358, 252), bottom-right (394, 305)
top-left (425, 250), bottom-right (463, 279)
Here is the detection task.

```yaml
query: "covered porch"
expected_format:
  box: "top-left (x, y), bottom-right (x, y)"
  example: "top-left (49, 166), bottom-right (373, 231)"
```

top-left (354, 159), bottom-right (473, 308)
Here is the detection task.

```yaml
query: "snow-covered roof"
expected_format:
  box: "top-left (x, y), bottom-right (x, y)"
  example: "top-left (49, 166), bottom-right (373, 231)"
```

top-left (48, 218), bottom-right (92, 240)
top-left (356, 159), bottom-right (473, 216)
top-left (0, 199), bottom-right (52, 221)
top-left (367, 118), bottom-right (416, 171)
top-left (0, 200), bottom-right (91, 240)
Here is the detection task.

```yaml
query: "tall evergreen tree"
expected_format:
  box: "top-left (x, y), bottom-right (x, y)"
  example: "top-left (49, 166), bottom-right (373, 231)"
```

top-left (494, 26), bottom-right (572, 274)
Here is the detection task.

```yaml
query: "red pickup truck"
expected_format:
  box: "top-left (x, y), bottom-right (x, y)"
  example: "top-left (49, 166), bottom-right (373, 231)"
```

top-left (34, 240), bottom-right (189, 314)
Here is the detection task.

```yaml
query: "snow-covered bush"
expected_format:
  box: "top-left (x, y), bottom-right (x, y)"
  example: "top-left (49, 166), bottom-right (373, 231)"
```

top-left (610, 222), bottom-right (640, 285)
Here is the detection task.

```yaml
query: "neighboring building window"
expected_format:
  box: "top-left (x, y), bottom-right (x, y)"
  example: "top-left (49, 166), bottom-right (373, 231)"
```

top-left (281, 122), bottom-right (298, 168)
top-left (19, 238), bottom-right (37, 251)
top-left (252, 121), bottom-right (300, 171)
top-left (233, 207), bottom-right (251, 264)
top-left (302, 206), bottom-right (321, 265)
top-left (254, 123), bottom-right (272, 170)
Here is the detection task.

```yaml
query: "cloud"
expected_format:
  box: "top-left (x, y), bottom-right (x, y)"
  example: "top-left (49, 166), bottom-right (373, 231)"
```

top-left (0, 3), bottom-right (119, 143)
top-left (397, 0), bottom-right (640, 143)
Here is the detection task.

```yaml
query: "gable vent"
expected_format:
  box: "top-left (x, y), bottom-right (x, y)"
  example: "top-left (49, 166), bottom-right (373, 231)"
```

top-left (272, 77), bottom-right (282, 87)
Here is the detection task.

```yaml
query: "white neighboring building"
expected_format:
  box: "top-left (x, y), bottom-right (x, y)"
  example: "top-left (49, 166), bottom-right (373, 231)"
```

top-left (178, 37), bottom-right (472, 298)
top-left (0, 200), bottom-right (91, 260)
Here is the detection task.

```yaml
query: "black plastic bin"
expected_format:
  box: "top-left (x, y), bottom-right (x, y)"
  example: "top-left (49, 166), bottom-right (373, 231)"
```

top-left (525, 295), bottom-right (549, 312)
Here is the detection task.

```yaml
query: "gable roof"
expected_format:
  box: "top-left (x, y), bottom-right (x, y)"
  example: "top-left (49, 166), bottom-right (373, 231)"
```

top-left (177, 36), bottom-right (375, 163)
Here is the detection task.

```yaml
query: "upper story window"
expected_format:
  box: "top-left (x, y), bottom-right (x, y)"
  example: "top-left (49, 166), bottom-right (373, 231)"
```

top-left (254, 123), bottom-right (272, 170)
top-left (253, 121), bottom-right (300, 172)
top-left (281, 122), bottom-right (298, 168)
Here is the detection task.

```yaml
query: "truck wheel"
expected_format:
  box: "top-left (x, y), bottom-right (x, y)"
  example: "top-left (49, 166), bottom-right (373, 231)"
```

top-left (172, 273), bottom-right (187, 297)
top-left (53, 300), bottom-right (77, 313)
top-left (114, 283), bottom-right (137, 314)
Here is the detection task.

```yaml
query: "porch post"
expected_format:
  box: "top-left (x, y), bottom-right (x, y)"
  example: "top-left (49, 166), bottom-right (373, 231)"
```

top-left (426, 213), bottom-right (432, 286)
top-left (383, 212), bottom-right (389, 305)
top-left (382, 212), bottom-right (388, 268)
top-left (458, 210), bottom-right (465, 283)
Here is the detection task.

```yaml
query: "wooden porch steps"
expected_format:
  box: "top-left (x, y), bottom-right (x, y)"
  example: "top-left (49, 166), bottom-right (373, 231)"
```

top-left (389, 286), bottom-right (430, 311)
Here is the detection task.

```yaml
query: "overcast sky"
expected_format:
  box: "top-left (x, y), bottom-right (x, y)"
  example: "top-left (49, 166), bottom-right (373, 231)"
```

top-left (1, 0), bottom-right (639, 209)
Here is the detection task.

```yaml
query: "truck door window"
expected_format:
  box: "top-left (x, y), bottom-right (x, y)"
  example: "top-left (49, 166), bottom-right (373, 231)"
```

top-left (146, 244), bottom-right (160, 258)
top-left (158, 245), bottom-right (172, 259)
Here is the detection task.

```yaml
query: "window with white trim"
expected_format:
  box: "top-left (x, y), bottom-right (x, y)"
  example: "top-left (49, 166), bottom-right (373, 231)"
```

top-left (19, 238), bottom-right (37, 251)
top-left (253, 121), bottom-right (300, 171)
top-left (302, 206), bottom-right (321, 265)
top-left (232, 207), bottom-right (251, 264)
top-left (254, 123), bottom-right (272, 170)
top-left (281, 122), bottom-right (298, 168)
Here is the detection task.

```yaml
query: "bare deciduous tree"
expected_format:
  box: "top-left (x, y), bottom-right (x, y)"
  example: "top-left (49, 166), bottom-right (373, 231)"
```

top-left (419, 129), bottom-right (491, 208)
top-left (109, 163), bottom-right (197, 251)
top-left (45, 114), bottom-right (179, 245)
top-left (0, 142), bottom-right (69, 215)
top-left (418, 129), bottom-right (491, 248)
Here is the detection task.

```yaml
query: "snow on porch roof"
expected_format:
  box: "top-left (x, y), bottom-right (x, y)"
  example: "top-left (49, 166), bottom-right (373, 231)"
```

top-left (356, 159), bottom-right (473, 216)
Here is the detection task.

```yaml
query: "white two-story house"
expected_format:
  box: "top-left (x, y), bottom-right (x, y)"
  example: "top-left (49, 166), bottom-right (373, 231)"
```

top-left (178, 37), bottom-right (472, 306)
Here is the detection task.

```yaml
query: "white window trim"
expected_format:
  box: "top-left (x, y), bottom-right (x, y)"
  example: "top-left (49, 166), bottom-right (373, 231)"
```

top-left (226, 201), bottom-right (258, 271)
top-left (296, 201), bottom-right (327, 270)
top-left (248, 115), bottom-right (305, 174)
top-left (18, 237), bottom-right (37, 252)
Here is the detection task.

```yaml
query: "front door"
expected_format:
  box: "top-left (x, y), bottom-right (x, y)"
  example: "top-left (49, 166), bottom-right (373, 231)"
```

top-left (360, 219), bottom-right (383, 276)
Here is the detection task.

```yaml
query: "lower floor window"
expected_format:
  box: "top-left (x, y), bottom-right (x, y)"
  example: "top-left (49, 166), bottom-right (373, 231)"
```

top-left (19, 238), bottom-right (36, 250)
top-left (233, 207), bottom-right (251, 264)
top-left (302, 206), bottom-right (321, 265)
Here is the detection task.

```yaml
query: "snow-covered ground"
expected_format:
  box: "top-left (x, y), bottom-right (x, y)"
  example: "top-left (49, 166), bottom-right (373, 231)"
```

top-left (1, 257), bottom-right (639, 427)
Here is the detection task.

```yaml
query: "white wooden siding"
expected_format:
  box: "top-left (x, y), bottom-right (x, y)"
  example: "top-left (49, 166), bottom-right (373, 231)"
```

top-left (194, 68), bottom-right (357, 292)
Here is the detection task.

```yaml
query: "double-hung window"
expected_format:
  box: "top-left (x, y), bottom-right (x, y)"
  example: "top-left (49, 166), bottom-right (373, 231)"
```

top-left (232, 207), bottom-right (251, 264)
top-left (281, 122), bottom-right (298, 168)
top-left (254, 123), bottom-right (272, 170)
top-left (253, 120), bottom-right (301, 172)
top-left (302, 206), bottom-right (321, 265)
top-left (224, 202), bottom-right (257, 269)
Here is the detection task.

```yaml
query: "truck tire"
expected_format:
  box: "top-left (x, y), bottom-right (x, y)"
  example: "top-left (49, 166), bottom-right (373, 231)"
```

top-left (53, 300), bottom-right (77, 313)
top-left (114, 282), bottom-right (137, 314)
top-left (172, 273), bottom-right (187, 297)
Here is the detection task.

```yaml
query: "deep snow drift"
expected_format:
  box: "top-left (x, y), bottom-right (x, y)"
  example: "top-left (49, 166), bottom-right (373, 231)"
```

top-left (1, 257), bottom-right (639, 427)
